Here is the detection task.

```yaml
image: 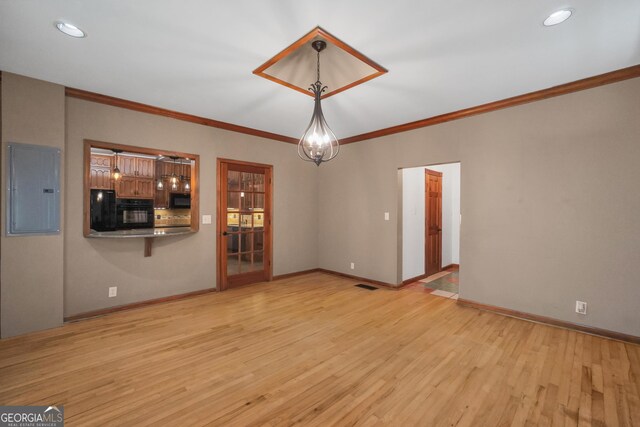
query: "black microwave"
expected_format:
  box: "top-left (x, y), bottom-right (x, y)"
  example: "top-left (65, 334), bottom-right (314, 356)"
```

top-left (116, 199), bottom-right (154, 229)
top-left (169, 193), bottom-right (191, 209)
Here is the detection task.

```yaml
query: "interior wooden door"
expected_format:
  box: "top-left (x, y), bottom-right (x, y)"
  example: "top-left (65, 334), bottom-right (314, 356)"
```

top-left (425, 169), bottom-right (443, 276)
top-left (217, 159), bottom-right (272, 290)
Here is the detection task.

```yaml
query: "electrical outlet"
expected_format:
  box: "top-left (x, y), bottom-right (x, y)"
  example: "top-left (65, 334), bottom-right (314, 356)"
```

top-left (384, 212), bottom-right (390, 221)
top-left (575, 300), bottom-right (587, 315)
top-left (350, 262), bottom-right (355, 270)
top-left (108, 287), bottom-right (117, 298)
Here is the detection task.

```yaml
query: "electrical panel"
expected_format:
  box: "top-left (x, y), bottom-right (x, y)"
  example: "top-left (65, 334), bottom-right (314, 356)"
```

top-left (6, 142), bottom-right (61, 235)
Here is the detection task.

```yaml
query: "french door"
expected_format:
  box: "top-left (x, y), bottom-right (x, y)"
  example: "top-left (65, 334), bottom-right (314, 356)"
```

top-left (217, 159), bottom-right (272, 290)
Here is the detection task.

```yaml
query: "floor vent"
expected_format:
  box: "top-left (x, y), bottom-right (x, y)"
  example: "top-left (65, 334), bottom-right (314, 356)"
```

top-left (355, 284), bottom-right (378, 291)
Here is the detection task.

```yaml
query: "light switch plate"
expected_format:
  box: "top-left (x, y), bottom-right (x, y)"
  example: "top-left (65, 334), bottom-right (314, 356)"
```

top-left (202, 215), bottom-right (212, 225)
top-left (384, 212), bottom-right (390, 221)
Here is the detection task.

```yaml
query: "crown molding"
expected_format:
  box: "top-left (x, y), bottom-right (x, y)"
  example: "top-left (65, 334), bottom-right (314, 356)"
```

top-left (340, 64), bottom-right (640, 144)
top-left (64, 64), bottom-right (640, 147)
top-left (65, 87), bottom-right (299, 144)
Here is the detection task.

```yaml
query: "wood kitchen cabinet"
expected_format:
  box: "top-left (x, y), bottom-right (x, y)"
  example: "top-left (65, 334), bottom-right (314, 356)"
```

top-left (117, 156), bottom-right (155, 178)
top-left (136, 158), bottom-right (155, 178)
top-left (114, 155), bottom-right (155, 199)
top-left (117, 156), bottom-right (137, 176)
top-left (89, 154), bottom-right (113, 190)
top-left (157, 160), bottom-right (190, 180)
top-left (154, 161), bottom-right (169, 208)
top-left (116, 176), bottom-right (155, 198)
top-left (154, 160), bottom-right (192, 207)
top-left (116, 177), bottom-right (137, 198)
top-left (91, 154), bottom-right (112, 169)
top-left (177, 162), bottom-right (191, 181)
top-left (158, 161), bottom-right (174, 177)
top-left (137, 179), bottom-right (155, 198)
top-left (154, 186), bottom-right (169, 208)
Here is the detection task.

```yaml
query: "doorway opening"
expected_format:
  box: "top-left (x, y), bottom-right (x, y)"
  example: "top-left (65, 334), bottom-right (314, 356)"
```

top-left (217, 158), bottom-right (273, 291)
top-left (400, 162), bottom-right (461, 299)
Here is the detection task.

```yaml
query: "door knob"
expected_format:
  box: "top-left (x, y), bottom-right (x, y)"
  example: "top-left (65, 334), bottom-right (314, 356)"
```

top-left (222, 231), bottom-right (228, 236)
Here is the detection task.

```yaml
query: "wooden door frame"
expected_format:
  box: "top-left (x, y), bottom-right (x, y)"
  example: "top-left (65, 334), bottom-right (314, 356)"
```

top-left (216, 158), bottom-right (273, 291)
top-left (425, 169), bottom-right (443, 277)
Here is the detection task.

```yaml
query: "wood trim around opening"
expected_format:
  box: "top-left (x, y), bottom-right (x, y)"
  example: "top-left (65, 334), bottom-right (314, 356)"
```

top-left (253, 26), bottom-right (388, 100)
top-left (67, 88), bottom-right (298, 144)
top-left (340, 64), bottom-right (640, 144)
top-left (457, 298), bottom-right (640, 345)
top-left (83, 139), bottom-right (200, 236)
top-left (64, 288), bottom-right (216, 322)
top-left (216, 158), bottom-right (274, 291)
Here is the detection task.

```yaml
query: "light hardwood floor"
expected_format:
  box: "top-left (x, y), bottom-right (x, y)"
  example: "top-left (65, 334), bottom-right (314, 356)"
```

top-left (0, 272), bottom-right (639, 426)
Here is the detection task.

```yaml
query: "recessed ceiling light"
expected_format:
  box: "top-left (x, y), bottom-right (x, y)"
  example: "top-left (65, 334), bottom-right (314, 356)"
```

top-left (55, 21), bottom-right (86, 38)
top-left (543, 9), bottom-right (573, 26)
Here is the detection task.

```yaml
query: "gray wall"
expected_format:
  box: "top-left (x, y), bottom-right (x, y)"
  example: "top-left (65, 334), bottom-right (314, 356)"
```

top-left (64, 98), bottom-right (318, 317)
top-left (1, 73), bottom-right (65, 337)
top-left (2, 72), bottom-right (639, 338)
top-left (0, 73), bottom-right (318, 336)
top-left (318, 77), bottom-right (640, 337)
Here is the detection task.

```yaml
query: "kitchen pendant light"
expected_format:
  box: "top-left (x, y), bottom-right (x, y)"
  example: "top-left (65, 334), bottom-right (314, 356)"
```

top-left (297, 40), bottom-right (339, 166)
top-left (169, 156), bottom-right (179, 191)
top-left (112, 149), bottom-right (123, 181)
top-left (181, 158), bottom-right (191, 191)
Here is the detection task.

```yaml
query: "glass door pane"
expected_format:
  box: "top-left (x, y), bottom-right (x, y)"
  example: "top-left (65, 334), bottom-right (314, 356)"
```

top-left (240, 172), bottom-right (252, 191)
top-left (253, 232), bottom-right (264, 251)
top-left (227, 253), bottom-right (239, 275)
top-left (253, 252), bottom-right (264, 272)
top-left (228, 171), bottom-right (241, 191)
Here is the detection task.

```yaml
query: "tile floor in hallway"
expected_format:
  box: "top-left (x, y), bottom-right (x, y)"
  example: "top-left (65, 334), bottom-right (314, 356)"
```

top-left (406, 270), bottom-right (459, 300)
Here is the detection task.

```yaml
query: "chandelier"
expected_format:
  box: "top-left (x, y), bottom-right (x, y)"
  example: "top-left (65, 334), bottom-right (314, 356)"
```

top-left (297, 40), bottom-right (339, 166)
top-left (156, 156), bottom-right (191, 192)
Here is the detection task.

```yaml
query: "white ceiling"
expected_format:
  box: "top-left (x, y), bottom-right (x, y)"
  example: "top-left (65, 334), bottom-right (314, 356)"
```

top-left (1, 0), bottom-right (638, 140)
